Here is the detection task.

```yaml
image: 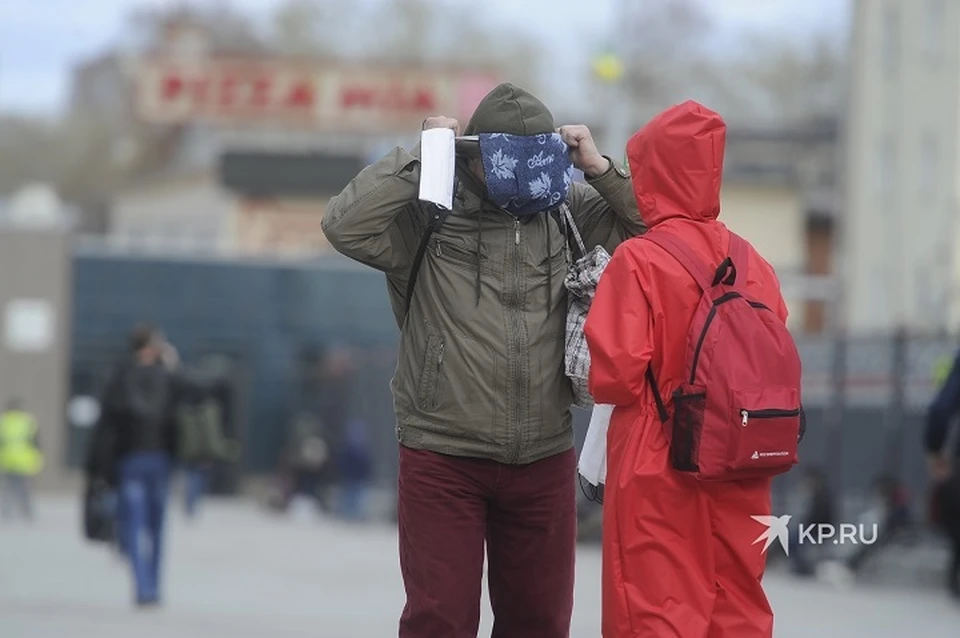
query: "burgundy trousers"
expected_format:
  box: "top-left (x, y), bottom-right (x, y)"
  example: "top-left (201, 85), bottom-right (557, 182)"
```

top-left (397, 445), bottom-right (577, 638)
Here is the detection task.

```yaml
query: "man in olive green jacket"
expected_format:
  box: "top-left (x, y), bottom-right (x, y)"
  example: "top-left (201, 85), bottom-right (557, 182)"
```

top-left (322, 83), bottom-right (643, 637)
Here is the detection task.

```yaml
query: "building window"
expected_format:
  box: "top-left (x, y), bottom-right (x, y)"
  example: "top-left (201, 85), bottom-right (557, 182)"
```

top-left (921, 133), bottom-right (938, 199)
top-left (925, 0), bottom-right (945, 64)
top-left (882, 4), bottom-right (900, 77)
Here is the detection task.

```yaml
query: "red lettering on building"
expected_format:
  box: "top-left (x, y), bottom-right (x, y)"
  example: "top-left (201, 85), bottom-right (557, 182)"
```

top-left (341, 87), bottom-right (377, 109)
top-left (286, 82), bottom-right (315, 109)
top-left (189, 77), bottom-right (211, 103)
top-left (251, 77), bottom-right (272, 108)
top-left (339, 84), bottom-right (437, 112)
top-left (161, 75), bottom-right (184, 100)
top-left (219, 75), bottom-right (239, 108)
top-left (413, 87), bottom-right (435, 111)
top-left (139, 59), bottom-right (494, 127)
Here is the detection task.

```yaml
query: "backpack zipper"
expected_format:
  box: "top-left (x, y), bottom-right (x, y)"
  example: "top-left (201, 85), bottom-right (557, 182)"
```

top-left (740, 408), bottom-right (800, 426)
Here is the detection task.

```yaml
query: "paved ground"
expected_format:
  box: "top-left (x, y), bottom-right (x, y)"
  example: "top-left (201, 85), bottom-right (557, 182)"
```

top-left (1, 495), bottom-right (958, 638)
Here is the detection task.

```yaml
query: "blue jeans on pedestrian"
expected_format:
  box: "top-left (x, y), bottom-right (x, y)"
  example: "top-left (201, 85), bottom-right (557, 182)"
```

top-left (119, 451), bottom-right (171, 604)
top-left (184, 466), bottom-right (208, 519)
top-left (339, 480), bottom-right (367, 522)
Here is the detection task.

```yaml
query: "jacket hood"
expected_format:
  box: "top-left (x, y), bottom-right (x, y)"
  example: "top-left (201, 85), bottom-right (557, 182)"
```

top-left (465, 83), bottom-right (555, 136)
top-left (626, 100), bottom-right (725, 228)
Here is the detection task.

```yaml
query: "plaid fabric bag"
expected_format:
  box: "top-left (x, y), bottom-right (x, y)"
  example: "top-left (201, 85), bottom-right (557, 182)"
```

top-left (559, 205), bottom-right (611, 408)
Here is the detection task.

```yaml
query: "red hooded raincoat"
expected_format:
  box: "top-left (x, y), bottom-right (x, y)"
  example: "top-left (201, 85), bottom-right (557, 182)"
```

top-left (585, 101), bottom-right (789, 638)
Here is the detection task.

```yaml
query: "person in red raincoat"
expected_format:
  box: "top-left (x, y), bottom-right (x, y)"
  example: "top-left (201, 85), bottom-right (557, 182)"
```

top-left (585, 101), bottom-right (790, 638)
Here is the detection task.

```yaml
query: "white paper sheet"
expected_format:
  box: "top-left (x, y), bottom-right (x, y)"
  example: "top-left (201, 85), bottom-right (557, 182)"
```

top-left (418, 128), bottom-right (456, 210)
top-left (579, 403), bottom-right (615, 486)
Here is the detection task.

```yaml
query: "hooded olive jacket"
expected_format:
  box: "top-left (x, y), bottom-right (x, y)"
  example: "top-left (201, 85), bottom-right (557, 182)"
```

top-left (322, 85), bottom-right (644, 464)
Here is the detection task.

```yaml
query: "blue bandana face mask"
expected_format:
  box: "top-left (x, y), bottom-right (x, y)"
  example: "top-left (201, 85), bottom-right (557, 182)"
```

top-left (478, 133), bottom-right (574, 217)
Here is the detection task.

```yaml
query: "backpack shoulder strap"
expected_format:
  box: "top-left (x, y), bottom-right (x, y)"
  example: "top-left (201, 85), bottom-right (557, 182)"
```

top-left (726, 232), bottom-right (750, 284)
top-left (643, 231), bottom-right (714, 291)
top-left (404, 201), bottom-right (452, 321)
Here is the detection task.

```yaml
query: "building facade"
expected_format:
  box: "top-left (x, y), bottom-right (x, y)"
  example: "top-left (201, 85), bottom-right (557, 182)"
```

top-left (721, 121), bottom-right (840, 334)
top-left (844, 0), bottom-right (960, 333)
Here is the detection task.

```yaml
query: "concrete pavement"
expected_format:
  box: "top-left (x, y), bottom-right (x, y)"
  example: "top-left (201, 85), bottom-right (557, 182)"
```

top-left (1, 495), bottom-right (958, 637)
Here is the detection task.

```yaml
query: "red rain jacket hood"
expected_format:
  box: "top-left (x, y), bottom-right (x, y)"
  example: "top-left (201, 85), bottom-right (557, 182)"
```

top-left (627, 100), bottom-right (725, 228)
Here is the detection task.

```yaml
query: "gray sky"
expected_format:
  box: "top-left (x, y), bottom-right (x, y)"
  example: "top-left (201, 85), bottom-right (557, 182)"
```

top-left (0, 0), bottom-right (849, 116)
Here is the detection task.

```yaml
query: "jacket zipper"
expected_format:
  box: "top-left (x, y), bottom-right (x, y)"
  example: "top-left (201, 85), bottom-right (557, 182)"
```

top-left (740, 408), bottom-right (800, 426)
top-left (433, 342), bottom-right (445, 406)
top-left (511, 217), bottom-right (523, 462)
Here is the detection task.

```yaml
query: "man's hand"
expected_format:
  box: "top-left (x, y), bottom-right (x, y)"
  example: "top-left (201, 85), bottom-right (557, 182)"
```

top-left (558, 125), bottom-right (611, 178)
top-left (422, 116), bottom-right (461, 136)
top-left (929, 454), bottom-right (951, 481)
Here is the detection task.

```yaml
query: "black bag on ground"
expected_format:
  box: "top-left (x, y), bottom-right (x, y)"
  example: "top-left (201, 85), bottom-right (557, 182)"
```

top-left (82, 479), bottom-right (116, 543)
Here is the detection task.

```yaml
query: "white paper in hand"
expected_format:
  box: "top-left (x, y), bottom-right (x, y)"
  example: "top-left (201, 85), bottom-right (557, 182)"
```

top-left (579, 403), bottom-right (615, 486)
top-left (418, 128), bottom-right (456, 210)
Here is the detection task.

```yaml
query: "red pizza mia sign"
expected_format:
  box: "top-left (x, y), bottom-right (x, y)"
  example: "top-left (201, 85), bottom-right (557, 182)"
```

top-left (136, 58), bottom-right (495, 129)
top-left (159, 72), bottom-right (316, 110)
top-left (340, 85), bottom-right (437, 112)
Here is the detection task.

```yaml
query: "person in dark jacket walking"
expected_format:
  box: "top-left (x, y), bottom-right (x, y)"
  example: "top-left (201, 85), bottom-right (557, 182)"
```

top-left (85, 324), bottom-right (182, 607)
top-left (337, 418), bottom-right (373, 522)
top-left (926, 348), bottom-right (960, 598)
top-left (323, 83), bottom-right (643, 637)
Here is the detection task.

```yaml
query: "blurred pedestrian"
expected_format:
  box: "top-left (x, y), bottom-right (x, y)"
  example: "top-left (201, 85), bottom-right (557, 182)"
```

top-left (337, 418), bottom-right (373, 522)
top-left (585, 102), bottom-right (798, 637)
top-left (317, 346), bottom-right (356, 508)
top-left (845, 474), bottom-right (912, 574)
top-left (183, 463), bottom-right (210, 520)
top-left (85, 324), bottom-right (182, 607)
top-left (157, 337), bottom-right (206, 520)
top-left (0, 398), bottom-right (43, 521)
top-left (789, 467), bottom-right (836, 576)
top-left (282, 412), bottom-right (332, 514)
top-left (323, 82), bottom-right (642, 636)
top-left (926, 348), bottom-right (960, 599)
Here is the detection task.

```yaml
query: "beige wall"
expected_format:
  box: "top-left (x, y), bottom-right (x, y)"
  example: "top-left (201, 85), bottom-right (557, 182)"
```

top-left (234, 197), bottom-right (331, 256)
top-left (0, 227), bottom-right (72, 488)
top-left (111, 172), bottom-right (234, 248)
top-left (845, 0), bottom-right (960, 332)
top-left (720, 183), bottom-right (806, 329)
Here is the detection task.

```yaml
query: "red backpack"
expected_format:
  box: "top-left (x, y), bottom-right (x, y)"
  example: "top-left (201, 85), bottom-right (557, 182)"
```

top-left (643, 231), bottom-right (804, 481)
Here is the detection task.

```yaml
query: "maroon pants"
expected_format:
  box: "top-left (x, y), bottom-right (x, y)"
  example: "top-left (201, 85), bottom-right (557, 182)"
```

top-left (397, 445), bottom-right (577, 638)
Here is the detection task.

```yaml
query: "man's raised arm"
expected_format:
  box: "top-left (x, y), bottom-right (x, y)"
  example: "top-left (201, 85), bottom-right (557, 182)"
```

top-left (322, 146), bottom-right (425, 274)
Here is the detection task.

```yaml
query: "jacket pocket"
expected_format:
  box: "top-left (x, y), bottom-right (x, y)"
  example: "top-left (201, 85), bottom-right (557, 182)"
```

top-left (417, 334), bottom-right (445, 412)
top-left (433, 235), bottom-right (487, 271)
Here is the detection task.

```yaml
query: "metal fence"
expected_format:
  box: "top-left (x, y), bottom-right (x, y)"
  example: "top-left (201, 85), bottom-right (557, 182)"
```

top-left (774, 333), bottom-right (956, 518)
top-left (66, 248), bottom-right (401, 488)
top-left (66, 246), bottom-right (957, 508)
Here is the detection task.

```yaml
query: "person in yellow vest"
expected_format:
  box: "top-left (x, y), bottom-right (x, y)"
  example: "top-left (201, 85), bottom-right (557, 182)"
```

top-left (0, 398), bottom-right (43, 521)
top-left (933, 354), bottom-right (954, 389)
